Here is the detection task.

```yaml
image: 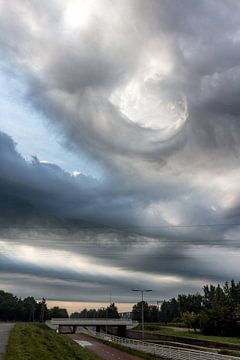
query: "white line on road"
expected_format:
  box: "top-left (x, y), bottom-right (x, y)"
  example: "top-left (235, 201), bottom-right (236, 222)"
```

top-left (74, 340), bottom-right (92, 347)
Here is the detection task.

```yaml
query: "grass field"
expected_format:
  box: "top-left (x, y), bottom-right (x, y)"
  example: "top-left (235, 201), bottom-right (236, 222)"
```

top-left (134, 324), bottom-right (240, 346)
top-left (5, 323), bottom-right (102, 360)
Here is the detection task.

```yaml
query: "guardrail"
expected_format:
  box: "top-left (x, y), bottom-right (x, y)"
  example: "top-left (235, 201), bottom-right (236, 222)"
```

top-left (86, 330), bottom-right (238, 360)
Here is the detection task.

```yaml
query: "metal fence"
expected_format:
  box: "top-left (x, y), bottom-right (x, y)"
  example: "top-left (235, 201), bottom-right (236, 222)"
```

top-left (87, 330), bottom-right (238, 360)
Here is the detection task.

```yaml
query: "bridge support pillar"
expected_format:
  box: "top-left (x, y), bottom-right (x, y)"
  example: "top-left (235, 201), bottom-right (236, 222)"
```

top-left (117, 325), bottom-right (126, 337)
top-left (96, 325), bottom-right (101, 333)
top-left (72, 325), bottom-right (78, 334)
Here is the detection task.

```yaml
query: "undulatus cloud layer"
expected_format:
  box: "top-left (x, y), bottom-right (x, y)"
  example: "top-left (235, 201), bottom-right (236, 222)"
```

top-left (0, 0), bottom-right (240, 304)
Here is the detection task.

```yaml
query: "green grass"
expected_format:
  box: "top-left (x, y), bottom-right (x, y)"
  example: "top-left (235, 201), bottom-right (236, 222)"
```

top-left (5, 323), bottom-right (102, 360)
top-left (134, 324), bottom-right (240, 346)
top-left (219, 349), bottom-right (240, 357)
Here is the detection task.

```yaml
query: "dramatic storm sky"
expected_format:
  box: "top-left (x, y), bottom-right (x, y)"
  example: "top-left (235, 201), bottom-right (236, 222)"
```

top-left (1, 0), bottom-right (240, 308)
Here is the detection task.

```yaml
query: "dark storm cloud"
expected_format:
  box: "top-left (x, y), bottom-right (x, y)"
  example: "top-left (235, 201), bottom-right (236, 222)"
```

top-left (0, 131), bottom-right (142, 228)
top-left (0, 131), bottom-right (207, 228)
top-left (1, 0), bottom-right (240, 301)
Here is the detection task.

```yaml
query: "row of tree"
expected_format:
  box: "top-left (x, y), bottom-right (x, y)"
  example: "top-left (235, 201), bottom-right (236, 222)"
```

top-left (70, 303), bottom-right (120, 319)
top-left (159, 293), bottom-right (202, 323)
top-left (0, 290), bottom-right (68, 321)
top-left (131, 295), bottom-right (202, 324)
top-left (132, 280), bottom-right (240, 336)
top-left (0, 289), bottom-right (120, 322)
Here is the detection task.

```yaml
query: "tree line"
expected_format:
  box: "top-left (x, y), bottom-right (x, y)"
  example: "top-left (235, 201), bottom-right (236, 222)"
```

top-left (0, 289), bottom-right (120, 322)
top-left (70, 303), bottom-right (120, 319)
top-left (0, 290), bottom-right (68, 321)
top-left (132, 280), bottom-right (240, 336)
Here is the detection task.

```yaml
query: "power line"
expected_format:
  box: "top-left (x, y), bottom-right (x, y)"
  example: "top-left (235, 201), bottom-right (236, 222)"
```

top-left (0, 223), bottom-right (240, 229)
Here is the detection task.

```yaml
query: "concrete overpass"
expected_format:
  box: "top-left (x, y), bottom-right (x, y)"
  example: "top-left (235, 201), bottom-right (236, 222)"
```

top-left (48, 318), bottom-right (136, 337)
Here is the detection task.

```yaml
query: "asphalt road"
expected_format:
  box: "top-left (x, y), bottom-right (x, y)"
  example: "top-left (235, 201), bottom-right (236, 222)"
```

top-left (0, 323), bottom-right (14, 359)
top-left (69, 333), bottom-right (143, 360)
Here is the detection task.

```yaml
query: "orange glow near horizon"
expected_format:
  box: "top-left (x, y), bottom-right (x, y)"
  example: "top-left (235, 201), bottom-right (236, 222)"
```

top-left (46, 300), bottom-right (134, 314)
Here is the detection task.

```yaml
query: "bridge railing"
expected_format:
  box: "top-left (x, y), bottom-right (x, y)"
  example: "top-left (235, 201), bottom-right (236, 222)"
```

top-left (50, 318), bottom-right (134, 325)
top-left (85, 330), bottom-right (238, 360)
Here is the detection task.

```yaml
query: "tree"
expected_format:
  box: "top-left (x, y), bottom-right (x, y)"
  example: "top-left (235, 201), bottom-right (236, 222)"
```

top-left (132, 301), bottom-right (150, 322)
top-left (49, 306), bottom-right (68, 318)
top-left (70, 312), bottom-right (80, 318)
top-left (79, 308), bottom-right (88, 318)
top-left (38, 298), bottom-right (49, 322)
top-left (182, 311), bottom-right (199, 332)
top-left (106, 303), bottom-right (120, 319)
top-left (200, 283), bottom-right (239, 336)
top-left (178, 294), bottom-right (202, 314)
top-left (148, 305), bottom-right (159, 322)
top-left (159, 298), bottom-right (179, 323)
top-left (23, 297), bottom-right (37, 321)
top-left (0, 290), bottom-right (19, 321)
top-left (87, 308), bottom-right (97, 318)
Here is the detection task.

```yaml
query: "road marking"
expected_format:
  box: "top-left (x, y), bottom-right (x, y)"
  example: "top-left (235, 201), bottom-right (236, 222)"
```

top-left (74, 340), bottom-right (92, 347)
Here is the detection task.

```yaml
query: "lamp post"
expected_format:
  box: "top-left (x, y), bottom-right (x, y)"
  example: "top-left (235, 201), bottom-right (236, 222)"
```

top-left (132, 289), bottom-right (152, 340)
top-left (106, 291), bottom-right (112, 335)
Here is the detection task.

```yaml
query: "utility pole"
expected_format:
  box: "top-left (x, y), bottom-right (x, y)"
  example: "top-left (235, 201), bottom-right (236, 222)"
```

top-left (40, 297), bottom-right (46, 323)
top-left (32, 305), bottom-right (35, 322)
top-left (106, 291), bottom-right (112, 335)
top-left (132, 289), bottom-right (152, 340)
top-left (157, 300), bottom-right (163, 322)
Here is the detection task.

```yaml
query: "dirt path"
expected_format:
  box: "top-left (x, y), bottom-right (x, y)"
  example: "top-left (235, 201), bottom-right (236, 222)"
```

top-left (69, 333), bottom-right (143, 360)
top-left (0, 323), bottom-right (14, 359)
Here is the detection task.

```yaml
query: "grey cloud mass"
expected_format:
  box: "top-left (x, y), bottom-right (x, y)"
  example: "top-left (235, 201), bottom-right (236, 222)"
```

top-left (0, 0), bottom-right (240, 303)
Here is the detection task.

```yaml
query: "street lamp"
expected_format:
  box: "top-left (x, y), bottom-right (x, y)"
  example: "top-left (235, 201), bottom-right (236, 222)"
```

top-left (132, 289), bottom-right (152, 340)
top-left (106, 291), bottom-right (112, 335)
